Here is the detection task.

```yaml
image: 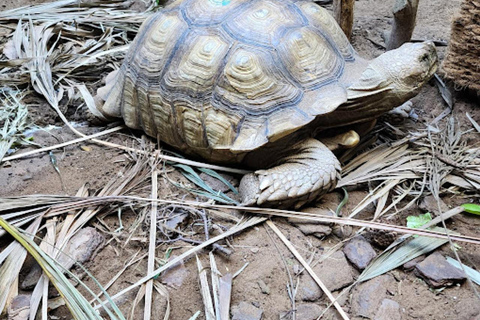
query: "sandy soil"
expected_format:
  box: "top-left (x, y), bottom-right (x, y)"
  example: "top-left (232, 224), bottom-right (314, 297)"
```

top-left (1, 0), bottom-right (480, 319)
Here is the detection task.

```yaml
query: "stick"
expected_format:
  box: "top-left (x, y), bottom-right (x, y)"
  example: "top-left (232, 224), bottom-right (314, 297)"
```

top-left (1, 126), bottom-right (124, 163)
top-left (386, 0), bottom-right (419, 50)
top-left (144, 170), bottom-right (158, 320)
top-left (333, 0), bottom-right (355, 39)
top-left (266, 220), bottom-right (350, 320)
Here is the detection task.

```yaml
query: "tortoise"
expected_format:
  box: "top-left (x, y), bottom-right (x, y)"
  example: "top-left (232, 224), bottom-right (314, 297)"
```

top-left (93, 0), bottom-right (438, 208)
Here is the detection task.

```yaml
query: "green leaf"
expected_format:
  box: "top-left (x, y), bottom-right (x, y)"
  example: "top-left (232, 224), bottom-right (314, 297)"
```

top-left (406, 212), bottom-right (432, 229)
top-left (462, 203), bottom-right (480, 215)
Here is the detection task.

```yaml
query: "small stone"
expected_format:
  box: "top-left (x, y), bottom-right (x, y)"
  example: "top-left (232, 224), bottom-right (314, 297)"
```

top-left (164, 212), bottom-right (188, 230)
top-left (374, 299), bottom-right (402, 320)
top-left (343, 236), bottom-right (377, 270)
top-left (351, 275), bottom-right (397, 318)
top-left (313, 251), bottom-right (355, 291)
top-left (80, 145), bottom-right (92, 152)
top-left (7, 294), bottom-right (30, 320)
top-left (21, 173), bottom-right (33, 181)
top-left (402, 255), bottom-right (426, 271)
top-left (415, 253), bottom-right (466, 288)
top-left (419, 195), bottom-right (449, 215)
top-left (57, 227), bottom-right (104, 270)
top-left (364, 229), bottom-right (397, 249)
top-left (231, 301), bottom-right (263, 320)
top-left (199, 172), bottom-right (238, 193)
top-left (332, 225), bottom-right (353, 239)
top-left (280, 303), bottom-right (322, 320)
top-left (250, 247), bottom-right (259, 254)
top-left (160, 256), bottom-right (189, 288)
top-left (21, 263), bottom-right (43, 290)
top-left (295, 224), bottom-right (332, 239)
top-left (257, 279), bottom-right (270, 294)
top-left (297, 275), bottom-right (323, 302)
top-left (293, 264), bottom-right (301, 275)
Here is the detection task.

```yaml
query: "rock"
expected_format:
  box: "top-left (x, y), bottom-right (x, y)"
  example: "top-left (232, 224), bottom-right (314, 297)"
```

top-left (164, 212), bottom-right (188, 231)
top-left (351, 275), bottom-right (397, 318)
top-left (415, 253), bottom-right (466, 288)
top-left (297, 275), bottom-right (323, 302)
top-left (313, 251), bottom-right (355, 292)
top-left (231, 302), bottom-right (263, 320)
top-left (199, 172), bottom-right (238, 193)
top-left (343, 236), bottom-right (377, 270)
top-left (160, 256), bottom-right (189, 288)
top-left (57, 227), bottom-right (104, 269)
top-left (374, 299), bottom-right (402, 320)
top-left (295, 224), bottom-right (332, 239)
top-left (402, 255), bottom-right (426, 271)
top-left (364, 229), bottom-right (397, 249)
top-left (7, 295), bottom-right (30, 320)
top-left (332, 225), bottom-right (353, 239)
top-left (21, 263), bottom-right (43, 290)
top-left (280, 303), bottom-right (322, 320)
top-left (257, 279), bottom-right (270, 295)
top-left (419, 195), bottom-right (449, 215)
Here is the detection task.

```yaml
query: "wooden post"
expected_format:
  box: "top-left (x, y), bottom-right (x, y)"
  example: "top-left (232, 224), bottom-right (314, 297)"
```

top-left (333, 0), bottom-right (355, 39)
top-left (386, 0), bottom-right (420, 50)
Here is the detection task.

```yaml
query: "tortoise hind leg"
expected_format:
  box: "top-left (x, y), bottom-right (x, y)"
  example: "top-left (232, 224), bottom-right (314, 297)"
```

top-left (239, 138), bottom-right (341, 209)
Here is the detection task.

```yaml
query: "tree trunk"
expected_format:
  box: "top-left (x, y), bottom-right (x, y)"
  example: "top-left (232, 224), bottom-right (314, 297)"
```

top-left (386, 0), bottom-right (420, 50)
top-left (333, 0), bottom-right (355, 39)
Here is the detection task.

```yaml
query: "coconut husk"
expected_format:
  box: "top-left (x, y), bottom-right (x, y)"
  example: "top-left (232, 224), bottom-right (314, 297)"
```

top-left (442, 0), bottom-right (480, 93)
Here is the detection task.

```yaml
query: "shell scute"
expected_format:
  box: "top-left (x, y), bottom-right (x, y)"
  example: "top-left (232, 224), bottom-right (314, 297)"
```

top-left (213, 46), bottom-right (303, 115)
top-left (297, 1), bottom-right (355, 60)
top-left (162, 31), bottom-right (230, 97)
top-left (278, 26), bottom-right (344, 89)
top-left (222, 0), bottom-right (307, 47)
top-left (182, 0), bottom-right (246, 25)
top-left (106, 0), bottom-right (355, 155)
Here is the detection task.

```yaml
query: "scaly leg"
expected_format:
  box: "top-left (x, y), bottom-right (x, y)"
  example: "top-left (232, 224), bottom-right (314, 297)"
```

top-left (239, 138), bottom-right (341, 209)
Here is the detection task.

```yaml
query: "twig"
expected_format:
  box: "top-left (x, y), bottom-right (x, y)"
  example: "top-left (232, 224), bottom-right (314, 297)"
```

top-left (1, 125), bottom-right (125, 163)
top-left (144, 169), bottom-right (158, 320)
top-left (266, 220), bottom-right (350, 320)
top-left (93, 216), bottom-right (267, 309)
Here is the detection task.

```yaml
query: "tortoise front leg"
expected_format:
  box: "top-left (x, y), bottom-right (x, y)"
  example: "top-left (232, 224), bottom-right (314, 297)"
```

top-left (239, 138), bottom-right (341, 209)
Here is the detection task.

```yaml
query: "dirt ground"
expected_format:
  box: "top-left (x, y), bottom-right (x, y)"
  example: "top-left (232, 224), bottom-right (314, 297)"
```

top-left (1, 0), bottom-right (480, 319)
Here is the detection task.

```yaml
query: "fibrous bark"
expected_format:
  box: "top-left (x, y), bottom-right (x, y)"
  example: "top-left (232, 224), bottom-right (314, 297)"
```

top-left (442, 0), bottom-right (480, 92)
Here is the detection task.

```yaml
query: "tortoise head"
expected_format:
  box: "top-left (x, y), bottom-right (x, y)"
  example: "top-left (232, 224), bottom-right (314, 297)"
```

top-left (347, 41), bottom-right (438, 108)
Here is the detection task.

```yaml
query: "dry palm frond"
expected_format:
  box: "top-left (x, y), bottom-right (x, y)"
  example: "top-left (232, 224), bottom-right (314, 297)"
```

top-left (338, 119), bottom-right (480, 219)
top-left (0, 217), bottom-right (42, 314)
top-left (94, 215), bottom-right (267, 310)
top-left (196, 256), bottom-right (215, 320)
top-left (2, 195), bottom-right (480, 244)
top-left (0, 0), bottom-right (155, 136)
top-left (0, 217), bottom-right (125, 320)
top-left (447, 257), bottom-right (480, 286)
top-left (0, 89), bottom-right (33, 162)
top-left (358, 226), bottom-right (449, 283)
top-left (171, 163), bottom-right (239, 205)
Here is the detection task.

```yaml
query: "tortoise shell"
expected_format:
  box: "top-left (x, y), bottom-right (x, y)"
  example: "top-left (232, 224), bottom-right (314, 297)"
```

top-left (101, 0), bottom-right (363, 162)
